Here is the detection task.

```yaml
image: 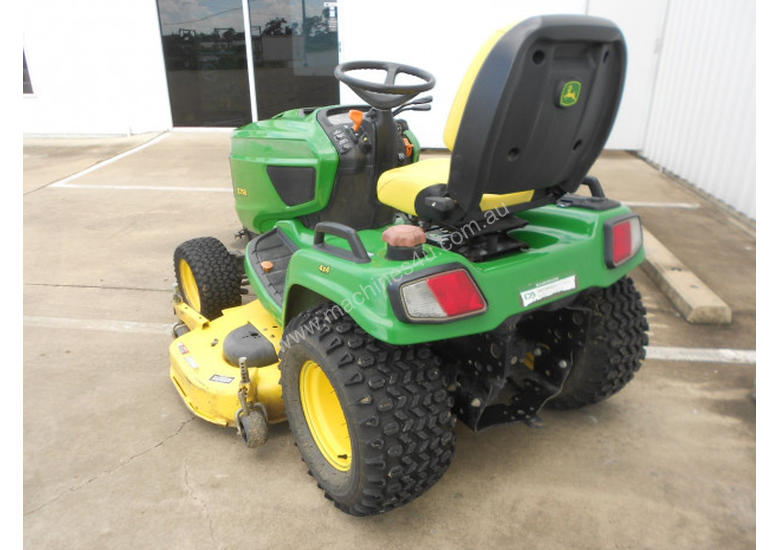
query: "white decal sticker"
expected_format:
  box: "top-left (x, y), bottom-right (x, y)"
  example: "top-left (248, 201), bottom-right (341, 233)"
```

top-left (185, 356), bottom-right (198, 369)
top-left (520, 275), bottom-right (577, 307)
top-left (209, 374), bottom-right (235, 384)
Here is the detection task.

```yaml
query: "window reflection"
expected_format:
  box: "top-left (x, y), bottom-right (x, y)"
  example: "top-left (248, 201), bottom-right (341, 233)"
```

top-left (157, 0), bottom-right (252, 126)
top-left (156, 0), bottom-right (339, 126)
top-left (23, 51), bottom-right (33, 95)
top-left (248, 0), bottom-right (339, 118)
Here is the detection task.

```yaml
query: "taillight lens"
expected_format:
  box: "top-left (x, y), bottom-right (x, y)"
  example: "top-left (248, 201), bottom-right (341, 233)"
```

top-left (399, 269), bottom-right (486, 321)
top-left (605, 214), bottom-right (642, 268)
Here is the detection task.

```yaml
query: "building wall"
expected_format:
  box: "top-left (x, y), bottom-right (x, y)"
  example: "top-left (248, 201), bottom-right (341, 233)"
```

top-left (586, 0), bottom-right (668, 150)
top-left (23, 0), bottom-right (171, 135)
top-left (22, 0), bottom-right (755, 218)
top-left (337, 0), bottom-right (667, 151)
top-left (640, 0), bottom-right (756, 218)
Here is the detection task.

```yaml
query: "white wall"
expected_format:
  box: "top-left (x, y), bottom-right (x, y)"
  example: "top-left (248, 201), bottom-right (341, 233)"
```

top-left (641, 0), bottom-right (756, 219)
top-left (21, 0), bottom-right (755, 219)
top-left (337, 0), bottom-right (755, 219)
top-left (338, 0), bottom-right (585, 149)
top-left (337, 0), bottom-right (667, 150)
top-left (23, 0), bottom-right (171, 135)
top-left (586, 0), bottom-right (668, 149)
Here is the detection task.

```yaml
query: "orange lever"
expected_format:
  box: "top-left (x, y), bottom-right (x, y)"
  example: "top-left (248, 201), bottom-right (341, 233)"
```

top-left (403, 136), bottom-right (414, 157)
top-left (349, 109), bottom-right (364, 132)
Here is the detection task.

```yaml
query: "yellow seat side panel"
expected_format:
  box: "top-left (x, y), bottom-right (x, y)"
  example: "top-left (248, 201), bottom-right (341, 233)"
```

top-left (479, 190), bottom-right (535, 211)
top-left (376, 158), bottom-right (450, 215)
top-left (377, 157), bottom-right (536, 215)
top-left (443, 24), bottom-right (515, 151)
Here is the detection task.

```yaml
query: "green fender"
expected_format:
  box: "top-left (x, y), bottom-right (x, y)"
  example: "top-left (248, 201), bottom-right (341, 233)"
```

top-left (245, 207), bottom-right (645, 346)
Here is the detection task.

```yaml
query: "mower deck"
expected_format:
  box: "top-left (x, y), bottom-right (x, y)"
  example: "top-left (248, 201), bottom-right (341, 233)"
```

top-left (169, 300), bottom-right (286, 427)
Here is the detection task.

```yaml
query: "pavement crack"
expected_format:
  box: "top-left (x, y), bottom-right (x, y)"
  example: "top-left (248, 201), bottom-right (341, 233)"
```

top-left (183, 460), bottom-right (220, 549)
top-left (24, 418), bottom-right (194, 517)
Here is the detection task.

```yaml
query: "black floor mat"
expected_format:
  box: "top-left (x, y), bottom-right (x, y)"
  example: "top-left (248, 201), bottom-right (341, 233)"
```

top-left (246, 229), bottom-right (298, 306)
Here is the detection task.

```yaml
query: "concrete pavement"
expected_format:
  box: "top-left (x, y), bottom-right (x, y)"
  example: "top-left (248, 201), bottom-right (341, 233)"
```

top-left (23, 132), bottom-right (755, 549)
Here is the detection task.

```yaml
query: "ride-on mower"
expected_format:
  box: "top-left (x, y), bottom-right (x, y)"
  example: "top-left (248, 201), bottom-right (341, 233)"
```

top-left (169, 14), bottom-right (649, 516)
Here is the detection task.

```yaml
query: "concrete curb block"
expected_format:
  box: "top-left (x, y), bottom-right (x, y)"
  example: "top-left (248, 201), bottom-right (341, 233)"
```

top-left (640, 230), bottom-right (732, 324)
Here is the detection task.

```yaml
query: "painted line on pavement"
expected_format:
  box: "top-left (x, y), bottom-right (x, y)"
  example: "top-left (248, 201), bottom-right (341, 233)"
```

top-left (644, 346), bottom-right (755, 364)
top-left (24, 315), bottom-right (171, 335)
top-left (51, 182), bottom-right (701, 199)
top-left (53, 183), bottom-right (231, 192)
top-left (23, 315), bottom-right (757, 364)
top-left (623, 201), bottom-right (700, 209)
top-left (49, 132), bottom-right (170, 189)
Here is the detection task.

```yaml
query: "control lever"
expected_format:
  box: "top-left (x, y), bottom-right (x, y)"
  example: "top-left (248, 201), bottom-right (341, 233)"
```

top-left (392, 95), bottom-right (433, 116)
top-left (408, 95), bottom-right (433, 105)
top-left (392, 104), bottom-right (432, 116)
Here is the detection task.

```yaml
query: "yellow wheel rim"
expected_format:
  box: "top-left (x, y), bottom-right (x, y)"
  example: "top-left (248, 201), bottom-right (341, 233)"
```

top-left (299, 360), bottom-right (352, 471)
top-left (178, 259), bottom-right (201, 312)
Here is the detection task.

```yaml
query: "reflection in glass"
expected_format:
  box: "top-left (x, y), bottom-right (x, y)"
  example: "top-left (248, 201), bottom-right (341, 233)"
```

top-left (23, 51), bottom-right (33, 94)
top-left (248, 0), bottom-right (340, 119)
top-left (157, 0), bottom-right (252, 126)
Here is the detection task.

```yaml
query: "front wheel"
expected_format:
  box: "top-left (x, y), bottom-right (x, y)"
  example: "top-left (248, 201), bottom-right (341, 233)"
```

top-left (173, 237), bottom-right (242, 320)
top-left (279, 303), bottom-right (456, 516)
top-left (548, 276), bottom-right (649, 410)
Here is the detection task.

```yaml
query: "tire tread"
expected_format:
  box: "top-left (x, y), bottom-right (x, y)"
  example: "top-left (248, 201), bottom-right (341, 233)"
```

top-left (549, 276), bottom-right (649, 410)
top-left (280, 304), bottom-right (456, 516)
top-left (173, 237), bottom-right (242, 320)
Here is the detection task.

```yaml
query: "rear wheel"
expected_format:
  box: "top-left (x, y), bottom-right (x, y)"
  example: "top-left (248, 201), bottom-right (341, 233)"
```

top-left (173, 237), bottom-right (242, 320)
top-left (548, 276), bottom-right (649, 410)
top-left (279, 303), bottom-right (456, 516)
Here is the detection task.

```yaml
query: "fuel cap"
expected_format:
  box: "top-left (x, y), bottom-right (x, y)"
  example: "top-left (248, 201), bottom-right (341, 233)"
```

top-left (382, 225), bottom-right (426, 261)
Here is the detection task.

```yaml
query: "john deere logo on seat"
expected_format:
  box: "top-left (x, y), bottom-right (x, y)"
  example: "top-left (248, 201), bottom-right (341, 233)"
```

top-left (559, 81), bottom-right (582, 107)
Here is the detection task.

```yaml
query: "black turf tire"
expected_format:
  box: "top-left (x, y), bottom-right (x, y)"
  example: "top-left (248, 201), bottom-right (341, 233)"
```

top-left (279, 303), bottom-right (456, 516)
top-left (173, 237), bottom-right (242, 320)
top-left (548, 276), bottom-right (649, 410)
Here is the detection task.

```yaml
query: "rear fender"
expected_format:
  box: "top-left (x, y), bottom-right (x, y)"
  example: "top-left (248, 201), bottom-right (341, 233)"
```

top-left (276, 206), bottom-right (644, 346)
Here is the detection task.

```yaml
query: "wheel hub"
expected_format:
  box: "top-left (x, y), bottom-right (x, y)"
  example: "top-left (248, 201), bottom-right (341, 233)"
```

top-left (178, 259), bottom-right (201, 311)
top-left (299, 360), bottom-right (352, 471)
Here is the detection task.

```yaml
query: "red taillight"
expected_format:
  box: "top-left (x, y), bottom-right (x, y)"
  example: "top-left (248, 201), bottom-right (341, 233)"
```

top-left (612, 221), bottom-right (633, 264)
top-left (398, 268), bottom-right (486, 321)
top-left (426, 270), bottom-right (485, 316)
top-left (605, 215), bottom-right (642, 268)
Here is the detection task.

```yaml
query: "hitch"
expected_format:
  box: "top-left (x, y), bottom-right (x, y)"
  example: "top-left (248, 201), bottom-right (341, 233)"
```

top-left (436, 305), bottom-right (590, 431)
top-left (478, 348), bottom-right (572, 428)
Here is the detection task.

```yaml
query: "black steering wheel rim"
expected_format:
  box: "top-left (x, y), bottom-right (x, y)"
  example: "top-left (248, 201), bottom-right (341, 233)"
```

top-left (334, 60), bottom-right (435, 109)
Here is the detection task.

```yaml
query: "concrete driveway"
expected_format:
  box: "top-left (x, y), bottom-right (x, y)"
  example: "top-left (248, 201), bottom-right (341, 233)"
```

top-left (23, 132), bottom-right (755, 549)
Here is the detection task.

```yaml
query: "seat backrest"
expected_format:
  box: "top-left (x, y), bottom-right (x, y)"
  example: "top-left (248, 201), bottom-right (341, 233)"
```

top-left (443, 15), bottom-right (626, 213)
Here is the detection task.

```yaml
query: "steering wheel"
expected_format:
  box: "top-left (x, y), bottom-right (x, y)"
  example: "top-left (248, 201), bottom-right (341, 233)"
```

top-left (334, 61), bottom-right (435, 110)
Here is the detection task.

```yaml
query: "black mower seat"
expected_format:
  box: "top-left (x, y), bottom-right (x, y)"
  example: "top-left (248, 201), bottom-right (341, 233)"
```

top-left (377, 15), bottom-right (626, 225)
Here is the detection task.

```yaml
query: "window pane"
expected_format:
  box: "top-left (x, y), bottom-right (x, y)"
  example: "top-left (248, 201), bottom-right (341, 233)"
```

top-left (248, 0), bottom-right (340, 119)
top-left (157, 0), bottom-right (252, 126)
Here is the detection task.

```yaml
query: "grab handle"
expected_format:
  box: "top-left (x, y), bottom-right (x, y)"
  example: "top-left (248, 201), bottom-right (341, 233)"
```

top-left (313, 222), bottom-right (371, 263)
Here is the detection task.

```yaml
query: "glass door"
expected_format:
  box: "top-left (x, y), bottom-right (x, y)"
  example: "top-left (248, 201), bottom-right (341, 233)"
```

top-left (156, 0), bottom-right (339, 127)
top-left (157, 0), bottom-right (253, 126)
top-left (247, 0), bottom-right (340, 119)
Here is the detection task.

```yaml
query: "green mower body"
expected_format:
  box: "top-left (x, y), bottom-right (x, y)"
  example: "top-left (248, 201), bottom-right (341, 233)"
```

top-left (229, 105), bottom-right (643, 345)
top-left (170, 15), bottom-right (650, 516)
top-left (241, 209), bottom-right (643, 346)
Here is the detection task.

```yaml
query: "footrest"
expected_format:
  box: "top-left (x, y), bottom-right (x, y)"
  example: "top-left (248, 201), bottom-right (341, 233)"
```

top-left (247, 229), bottom-right (298, 306)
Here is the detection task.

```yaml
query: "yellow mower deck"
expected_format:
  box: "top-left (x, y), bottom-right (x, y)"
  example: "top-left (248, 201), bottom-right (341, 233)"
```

top-left (169, 299), bottom-right (286, 427)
